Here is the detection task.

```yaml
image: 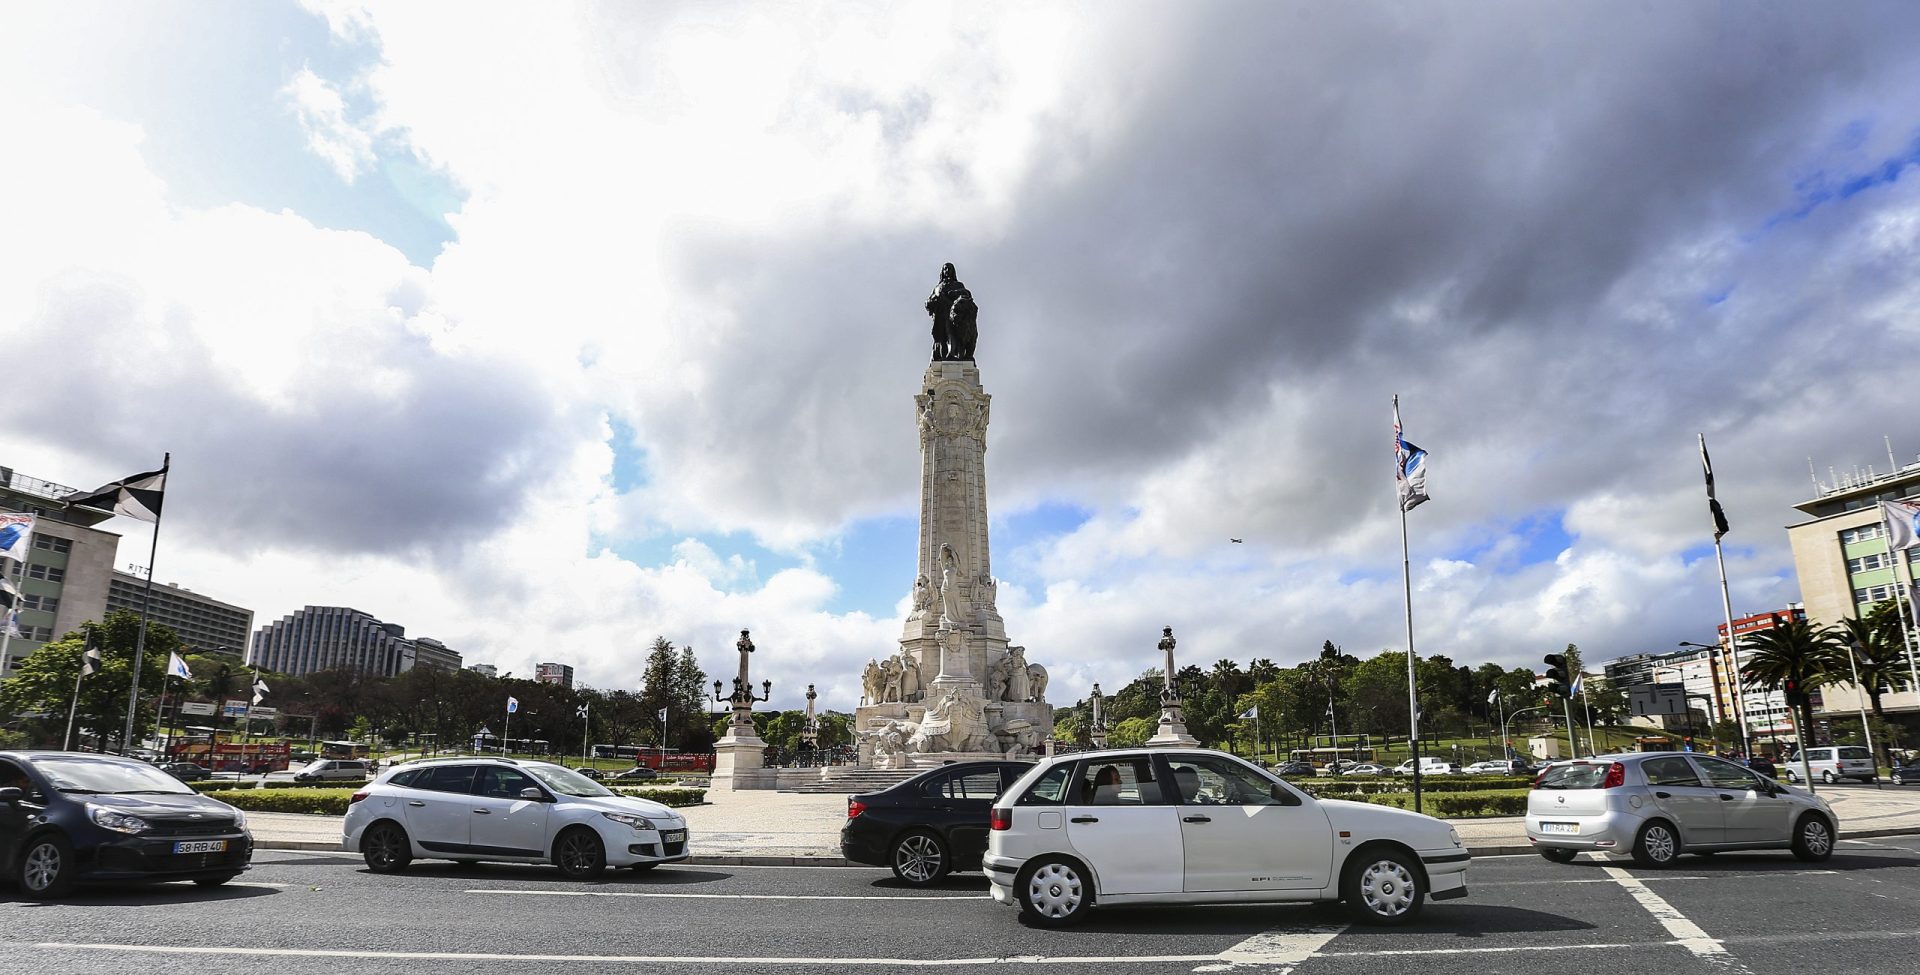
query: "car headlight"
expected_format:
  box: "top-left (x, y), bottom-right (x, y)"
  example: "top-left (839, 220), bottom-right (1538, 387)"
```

top-left (231, 808), bottom-right (249, 830)
top-left (1449, 827), bottom-right (1463, 847)
top-left (603, 811), bottom-right (656, 830)
top-left (89, 806), bottom-right (150, 834)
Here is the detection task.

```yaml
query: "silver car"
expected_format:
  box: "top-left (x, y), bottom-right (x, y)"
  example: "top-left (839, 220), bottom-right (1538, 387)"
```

top-left (1525, 752), bottom-right (1838, 868)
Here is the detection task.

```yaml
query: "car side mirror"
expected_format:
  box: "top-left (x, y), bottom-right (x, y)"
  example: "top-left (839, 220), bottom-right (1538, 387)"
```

top-left (0, 787), bottom-right (22, 803)
top-left (519, 787), bottom-right (548, 802)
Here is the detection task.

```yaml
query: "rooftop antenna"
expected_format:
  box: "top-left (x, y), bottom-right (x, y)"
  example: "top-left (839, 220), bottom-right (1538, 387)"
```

top-left (1889, 435), bottom-right (1901, 473)
top-left (1830, 466), bottom-right (1839, 493)
top-left (1808, 457), bottom-right (1821, 495)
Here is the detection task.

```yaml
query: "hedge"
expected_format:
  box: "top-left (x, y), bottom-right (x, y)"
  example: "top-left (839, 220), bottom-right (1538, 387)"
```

top-left (193, 779), bottom-right (369, 793)
top-left (1320, 788), bottom-right (1530, 818)
top-left (1301, 776), bottom-right (1528, 796)
top-left (613, 787), bottom-right (707, 807)
top-left (208, 786), bottom-right (706, 817)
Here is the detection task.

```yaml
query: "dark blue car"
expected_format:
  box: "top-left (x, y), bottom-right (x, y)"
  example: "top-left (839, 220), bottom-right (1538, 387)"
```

top-left (0, 751), bottom-right (254, 898)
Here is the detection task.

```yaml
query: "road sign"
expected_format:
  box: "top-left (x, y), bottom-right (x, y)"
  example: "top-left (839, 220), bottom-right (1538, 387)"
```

top-left (247, 707), bottom-right (277, 719)
top-left (1629, 684), bottom-right (1688, 716)
top-left (179, 702), bottom-right (216, 716)
top-left (222, 699), bottom-right (250, 717)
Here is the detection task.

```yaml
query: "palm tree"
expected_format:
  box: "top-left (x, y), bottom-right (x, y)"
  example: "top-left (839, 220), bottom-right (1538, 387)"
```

top-left (1740, 619), bottom-right (1844, 748)
top-left (1835, 617), bottom-right (1914, 719)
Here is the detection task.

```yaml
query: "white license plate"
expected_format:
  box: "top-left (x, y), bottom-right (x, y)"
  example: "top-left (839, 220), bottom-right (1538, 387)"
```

top-left (173, 840), bottom-right (228, 854)
top-left (662, 830), bottom-right (686, 844)
top-left (1538, 822), bottom-right (1579, 835)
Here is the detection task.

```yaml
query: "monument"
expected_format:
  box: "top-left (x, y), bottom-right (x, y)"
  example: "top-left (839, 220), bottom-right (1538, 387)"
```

top-left (855, 264), bottom-right (1054, 768)
top-left (1147, 626), bottom-right (1199, 745)
top-left (710, 628), bottom-right (777, 789)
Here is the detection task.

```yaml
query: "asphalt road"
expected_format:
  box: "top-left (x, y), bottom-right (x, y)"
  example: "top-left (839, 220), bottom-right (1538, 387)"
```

top-left (2, 834), bottom-right (1917, 974)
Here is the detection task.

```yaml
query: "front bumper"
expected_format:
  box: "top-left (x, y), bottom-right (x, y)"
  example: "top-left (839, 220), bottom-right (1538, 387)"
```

top-left (80, 830), bottom-right (254, 882)
top-left (1419, 849), bottom-right (1470, 900)
top-left (602, 819), bottom-right (692, 867)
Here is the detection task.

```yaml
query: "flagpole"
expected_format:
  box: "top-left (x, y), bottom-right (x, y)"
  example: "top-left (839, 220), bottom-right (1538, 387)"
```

top-left (120, 453), bottom-right (170, 755)
top-left (1877, 504), bottom-right (1920, 708)
top-left (1582, 680), bottom-right (1597, 757)
top-left (1700, 435), bottom-right (1752, 758)
top-left (64, 629), bottom-right (93, 751)
top-left (502, 701), bottom-right (513, 757)
top-left (1394, 395), bottom-right (1422, 813)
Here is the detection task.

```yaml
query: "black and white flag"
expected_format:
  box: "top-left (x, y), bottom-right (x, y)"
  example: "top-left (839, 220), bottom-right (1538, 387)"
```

top-left (65, 464), bottom-right (167, 523)
top-left (1699, 435), bottom-right (1729, 540)
top-left (81, 641), bottom-right (102, 677)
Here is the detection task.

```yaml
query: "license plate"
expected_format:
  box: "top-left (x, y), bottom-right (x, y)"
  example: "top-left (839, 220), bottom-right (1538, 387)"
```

top-left (662, 830), bottom-right (686, 844)
top-left (1539, 822), bottom-right (1579, 835)
top-left (173, 840), bottom-right (228, 854)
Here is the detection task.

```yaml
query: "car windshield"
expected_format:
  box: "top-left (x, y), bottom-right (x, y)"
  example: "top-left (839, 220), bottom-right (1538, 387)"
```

top-left (36, 756), bottom-right (194, 795)
top-left (1536, 763), bottom-right (1608, 790)
top-left (525, 764), bottom-right (613, 797)
top-left (1838, 747), bottom-right (1872, 760)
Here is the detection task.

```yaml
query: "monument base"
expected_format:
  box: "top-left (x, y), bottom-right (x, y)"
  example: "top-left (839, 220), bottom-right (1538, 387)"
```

top-left (709, 734), bottom-right (777, 790)
top-left (1148, 720), bottom-right (1199, 746)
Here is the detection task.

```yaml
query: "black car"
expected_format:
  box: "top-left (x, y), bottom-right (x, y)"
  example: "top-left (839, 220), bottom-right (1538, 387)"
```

top-left (160, 762), bottom-right (212, 782)
top-left (840, 761), bottom-right (1029, 886)
top-left (1270, 761), bottom-right (1315, 778)
top-left (569, 766), bottom-right (608, 781)
top-left (610, 765), bottom-right (659, 782)
top-left (1891, 757), bottom-right (1920, 786)
top-left (0, 751), bottom-right (254, 898)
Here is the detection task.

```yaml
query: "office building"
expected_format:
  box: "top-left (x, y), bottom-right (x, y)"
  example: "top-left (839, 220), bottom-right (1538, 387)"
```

top-left (535, 661), bottom-right (574, 689)
top-left (1786, 459), bottom-right (1920, 717)
top-left (0, 466), bottom-right (121, 676)
top-left (1714, 607), bottom-right (1799, 740)
top-left (249, 605), bottom-right (462, 677)
top-left (467, 663), bottom-right (498, 678)
top-left (105, 571), bottom-right (253, 658)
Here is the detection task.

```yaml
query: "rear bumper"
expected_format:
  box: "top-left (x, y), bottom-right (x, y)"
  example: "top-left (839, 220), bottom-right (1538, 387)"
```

top-left (1525, 810), bottom-right (1634, 850)
top-left (983, 853), bottom-right (1021, 906)
top-left (839, 818), bottom-right (891, 867)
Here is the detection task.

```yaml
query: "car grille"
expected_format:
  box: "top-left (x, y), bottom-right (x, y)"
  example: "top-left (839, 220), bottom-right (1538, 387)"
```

top-left (150, 821), bottom-right (236, 837)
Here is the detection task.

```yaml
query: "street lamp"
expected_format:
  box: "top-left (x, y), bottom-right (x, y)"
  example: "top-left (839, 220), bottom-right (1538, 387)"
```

top-left (712, 629), bottom-right (772, 740)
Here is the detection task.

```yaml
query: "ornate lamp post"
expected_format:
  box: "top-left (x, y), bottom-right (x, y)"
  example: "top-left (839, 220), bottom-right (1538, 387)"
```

top-left (802, 684), bottom-right (820, 750)
top-left (1148, 626), bottom-right (1199, 744)
top-left (710, 629), bottom-right (775, 789)
top-left (712, 628), bottom-right (773, 739)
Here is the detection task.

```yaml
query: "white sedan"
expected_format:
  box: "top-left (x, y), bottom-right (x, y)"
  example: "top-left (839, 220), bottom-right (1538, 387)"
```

top-left (984, 748), bottom-right (1469, 926)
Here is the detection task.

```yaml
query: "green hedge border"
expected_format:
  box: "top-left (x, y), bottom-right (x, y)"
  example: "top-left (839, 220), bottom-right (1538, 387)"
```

top-left (212, 786), bottom-right (708, 817)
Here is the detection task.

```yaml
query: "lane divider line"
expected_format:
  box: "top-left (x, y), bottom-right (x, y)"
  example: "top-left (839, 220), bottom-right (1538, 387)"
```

top-left (1601, 865), bottom-right (1753, 975)
top-left (466, 888), bottom-right (981, 901)
top-left (27, 943), bottom-right (1220, 966)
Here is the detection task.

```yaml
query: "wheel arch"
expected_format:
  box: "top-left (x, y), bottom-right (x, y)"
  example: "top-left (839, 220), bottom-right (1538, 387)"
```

top-left (550, 821), bottom-right (604, 860)
top-left (1340, 839), bottom-right (1428, 892)
top-left (1017, 851), bottom-right (1099, 906)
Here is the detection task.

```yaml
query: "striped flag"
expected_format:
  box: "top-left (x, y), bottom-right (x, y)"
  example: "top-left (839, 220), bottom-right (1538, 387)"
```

top-left (1883, 500), bottom-right (1920, 552)
top-left (1394, 396), bottom-right (1429, 513)
top-left (65, 464), bottom-right (167, 523)
top-left (1700, 435), bottom-right (1729, 539)
top-left (81, 645), bottom-right (102, 676)
top-left (0, 513), bottom-right (33, 563)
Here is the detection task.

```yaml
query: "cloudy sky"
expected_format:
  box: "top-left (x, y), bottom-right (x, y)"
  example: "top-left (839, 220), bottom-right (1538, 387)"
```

top-left (5, 2), bottom-right (1919, 712)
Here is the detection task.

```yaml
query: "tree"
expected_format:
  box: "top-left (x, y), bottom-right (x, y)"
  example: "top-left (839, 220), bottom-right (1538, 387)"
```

top-left (1343, 652), bottom-right (1412, 737)
top-left (1741, 619), bottom-right (1843, 744)
top-left (1108, 716), bottom-right (1154, 748)
top-left (0, 611), bottom-right (176, 751)
top-left (673, 645), bottom-right (713, 753)
top-left (1836, 616), bottom-right (1914, 719)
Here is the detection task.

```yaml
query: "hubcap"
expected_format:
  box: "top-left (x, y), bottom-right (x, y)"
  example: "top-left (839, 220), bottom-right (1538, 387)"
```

top-left (369, 828), bottom-right (398, 865)
top-left (1803, 820), bottom-right (1832, 856)
top-left (1025, 862), bottom-right (1083, 918)
top-left (896, 835), bottom-right (942, 882)
top-left (1644, 826), bottom-right (1676, 862)
top-left (562, 834), bottom-right (597, 871)
top-left (1359, 859), bottom-right (1416, 916)
top-left (23, 843), bottom-right (59, 892)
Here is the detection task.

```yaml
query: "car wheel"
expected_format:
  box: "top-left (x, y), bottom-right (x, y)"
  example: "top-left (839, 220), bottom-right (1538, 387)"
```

top-left (194, 873), bottom-right (240, 887)
top-left (1821, 770), bottom-right (1835, 785)
top-left (16, 833), bottom-right (75, 899)
top-left (1343, 847), bottom-right (1424, 925)
top-left (889, 830), bottom-right (950, 886)
top-left (1895, 772), bottom-right (1906, 786)
top-left (1539, 847), bottom-right (1578, 864)
top-left (1016, 856), bottom-right (1093, 927)
top-left (361, 821), bottom-right (413, 874)
top-left (554, 827), bottom-right (607, 880)
top-left (1631, 820), bottom-right (1681, 869)
top-left (1791, 814), bottom-right (1834, 862)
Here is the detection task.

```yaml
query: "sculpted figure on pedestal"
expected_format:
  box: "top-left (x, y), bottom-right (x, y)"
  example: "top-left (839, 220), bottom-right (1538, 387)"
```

top-left (924, 262), bottom-right (980, 362)
top-left (861, 659), bottom-right (884, 706)
top-left (1025, 661), bottom-right (1048, 703)
top-left (908, 574), bottom-right (932, 620)
top-left (938, 544), bottom-right (965, 628)
top-left (1004, 646), bottom-right (1032, 703)
top-left (881, 657), bottom-right (903, 704)
top-left (899, 655), bottom-right (922, 703)
top-left (986, 654), bottom-right (1011, 702)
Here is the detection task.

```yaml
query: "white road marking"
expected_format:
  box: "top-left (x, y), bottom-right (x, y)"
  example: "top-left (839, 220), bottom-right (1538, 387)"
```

top-left (1317, 941), bottom-right (1652, 957)
top-left (1193, 924), bottom-right (1344, 972)
top-left (30, 943), bottom-right (1221, 966)
top-left (1479, 870), bottom-right (1837, 887)
top-left (1601, 865), bottom-right (1752, 974)
top-left (467, 888), bottom-right (981, 901)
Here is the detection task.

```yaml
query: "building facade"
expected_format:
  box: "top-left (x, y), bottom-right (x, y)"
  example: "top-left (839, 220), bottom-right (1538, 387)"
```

top-left (1715, 607), bottom-right (1801, 740)
top-left (249, 606), bottom-right (462, 677)
top-left (1786, 462), bottom-right (1920, 718)
top-left (104, 571), bottom-right (253, 659)
top-left (467, 663), bottom-right (498, 678)
top-left (535, 662), bottom-right (574, 689)
top-left (0, 467), bottom-right (121, 677)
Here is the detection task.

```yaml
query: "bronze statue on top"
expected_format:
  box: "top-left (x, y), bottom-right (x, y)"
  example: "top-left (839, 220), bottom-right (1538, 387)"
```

top-left (925, 262), bottom-right (979, 361)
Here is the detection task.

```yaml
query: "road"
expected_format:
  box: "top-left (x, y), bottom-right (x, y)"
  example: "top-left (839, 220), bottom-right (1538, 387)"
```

top-left (3, 835), bottom-right (1916, 974)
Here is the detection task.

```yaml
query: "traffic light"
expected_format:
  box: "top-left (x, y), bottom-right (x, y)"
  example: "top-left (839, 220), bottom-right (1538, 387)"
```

top-left (1542, 654), bottom-right (1571, 698)
top-left (1783, 678), bottom-right (1806, 707)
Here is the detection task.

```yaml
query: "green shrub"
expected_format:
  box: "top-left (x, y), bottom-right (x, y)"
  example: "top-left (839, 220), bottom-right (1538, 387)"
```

top-left (612, 786), bottom-right (706, 807)
top-left (1318, 788), bottom-right (1528, 818)
top-left (211, 788), bottom-right (358, 815)
top-left (194, 778), bottom-right (369, 794)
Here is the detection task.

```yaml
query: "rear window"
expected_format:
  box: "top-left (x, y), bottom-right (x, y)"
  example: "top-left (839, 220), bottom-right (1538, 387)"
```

top-left (1535, 763), bottom-right (1608, 790)
top-left (1838, 747), bottom-right (1871, 760)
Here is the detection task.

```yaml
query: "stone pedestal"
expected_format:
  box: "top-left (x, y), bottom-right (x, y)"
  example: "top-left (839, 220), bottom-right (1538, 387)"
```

top-left (1148, 699), bottom-right (1199, 745)
top-left (709, 733), bottom-right (777, 790)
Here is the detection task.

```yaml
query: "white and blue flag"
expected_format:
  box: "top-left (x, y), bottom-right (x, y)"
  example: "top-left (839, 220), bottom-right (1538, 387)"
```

top-left (3, 607), bottom-right (19, 639)
top-left (1239, 706), bottom-right (1259, 720)
top-left (1570, 672), bottom-right (1585, 697)
top-left (1394, 396), bottom-right (1429, 513)
top-left (0, 513), bottom-right (33, 563)
top-left (166, 652), bottom-right (193, 680)
top-left (507, 696), bottom-right (519, 714)
top-left (1883, 500), bottom-right (1920, 552)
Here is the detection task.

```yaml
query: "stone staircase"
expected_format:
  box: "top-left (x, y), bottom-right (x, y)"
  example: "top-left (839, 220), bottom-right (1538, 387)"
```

top-left (784, 766), bottom-right (923, 794)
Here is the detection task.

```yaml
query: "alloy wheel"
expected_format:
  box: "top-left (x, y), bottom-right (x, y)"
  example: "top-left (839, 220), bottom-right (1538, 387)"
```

top-left (1358, 858), bottom-right (1417, 918)
top-left (366, 827), bottom-right (402, 869)
top-left (1025, 862), bottom-right (1084, 919)
top-left (1642, 825), bottom-right (1677, 863)
top-left (559, 832), bottom-right (600, 873)
top-left (22, 842), bottom-right (61, 893)
top-left (1802, 819), bottom-right (1832, 857)
top-left (894, 834), bottom-right (944, 883)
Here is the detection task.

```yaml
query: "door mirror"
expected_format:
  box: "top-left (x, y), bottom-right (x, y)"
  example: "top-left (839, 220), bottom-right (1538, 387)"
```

top-left (0, 787), bottom-right (22, 803)
top-left (519, 786), bottom-right (548, 801)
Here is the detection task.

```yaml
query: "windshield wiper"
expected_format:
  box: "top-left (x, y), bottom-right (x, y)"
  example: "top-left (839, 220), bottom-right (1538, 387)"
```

top-left (57, 788), bottom-right (103, 794)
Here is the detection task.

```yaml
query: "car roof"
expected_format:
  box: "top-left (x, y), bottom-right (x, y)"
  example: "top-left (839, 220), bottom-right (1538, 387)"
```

top-left (2, 750), bottom-right (149, 764)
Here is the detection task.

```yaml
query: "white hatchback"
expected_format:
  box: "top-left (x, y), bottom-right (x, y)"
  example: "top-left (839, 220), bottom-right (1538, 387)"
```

top-left (343, 758), bottom-right (690, 879)
top-left (984, 748), bottom-right (1469, 927)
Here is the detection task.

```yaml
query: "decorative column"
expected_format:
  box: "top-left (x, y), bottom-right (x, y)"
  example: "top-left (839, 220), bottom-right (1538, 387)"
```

top-left (710, 628), bottom-right (776, 789)
top-left (802, 683), bottom-right (819, 750)
top-left (1089, 683), bottom-right (1108, 748)
top-left (1148, 626), bottom-right (1199, 745)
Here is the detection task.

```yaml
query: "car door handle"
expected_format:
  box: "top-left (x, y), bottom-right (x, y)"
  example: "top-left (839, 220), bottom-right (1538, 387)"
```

top-left (1654, 791), bottom-right (1671, 799)
top-left (1719, 794), bottom-right (1734, 801)
top-left (473, 809), bottom-right (491, 814)
top-left (1183, 815), bottom-right (1212, 823)
top-left (1070, 816), bottom-right (1099, 824)
top-left (407, 801), bottom-right (425, 807)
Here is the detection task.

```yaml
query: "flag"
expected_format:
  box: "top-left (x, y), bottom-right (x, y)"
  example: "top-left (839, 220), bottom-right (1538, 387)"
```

top-left (4, 607), bottom-right (19, 639)
top-left (252, 676), bottom-right (270, 705)
top-left (1487, 688), bottom-right (1499, 705)
top-left (506, 696), bottom-right (519, 714)
top-left (166, 652), bottom-right (193, 680)
top-left (81, 645), bottom-right (102, 677)
top-left (1883, 500), bottom-right (1920, 552)
top-left (64, 465), bottom-right (167, 523)
top-left (0, 513), bottom-right (33, 562)
top-left (1570, 672), bottom-right (1585, 697)
top-left (0, 573), bottom-right (17, 609)
top-left (577, 705), bottom-right (588, 718)
top-left (658, 707), bottom-right (668, 722)
top-left (1394, 396), bottom-right (1429, 513)
top-left (1239, 706), bottom-right (1259, 720)
top-left (1700, 435), bottom-right (1730, 539)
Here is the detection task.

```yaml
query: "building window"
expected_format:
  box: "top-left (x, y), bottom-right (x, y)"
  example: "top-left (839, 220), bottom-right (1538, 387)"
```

top-left (1855, 584), bottom-right (1896, 603)
top-left (1847, 553), bottom-right (1892, 573)
top-left (20, 594), bottom-right (57, 613)
top-left (26, 565), bottom-right (64, 582)
top-left (1841, 524), bottom-right (1886, 545)
top-left (32, 535), bottom-right (71, 554)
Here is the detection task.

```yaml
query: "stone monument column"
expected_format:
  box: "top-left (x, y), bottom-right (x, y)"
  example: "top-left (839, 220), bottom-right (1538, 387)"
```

top-left (1148, 626), bottom-right (1199, 745)
top-left (1090, 683), bottom-right (1108, 748)
top-left (711, 628), bottom-right (777, 790)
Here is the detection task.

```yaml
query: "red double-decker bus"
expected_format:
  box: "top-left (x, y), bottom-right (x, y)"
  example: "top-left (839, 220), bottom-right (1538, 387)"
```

top-left (170, 740), bottom-right (292, 772)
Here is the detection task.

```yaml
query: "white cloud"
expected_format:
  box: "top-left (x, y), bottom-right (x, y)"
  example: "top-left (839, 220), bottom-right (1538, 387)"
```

top-left (281, 66), bottom-right (375, 184)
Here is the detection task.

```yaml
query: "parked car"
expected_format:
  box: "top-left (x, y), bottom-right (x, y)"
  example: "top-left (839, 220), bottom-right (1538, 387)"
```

top-left (343, 758), bottom-right (689, 878)
top-left (1525, 753), bottom-right (1837, 867)
top-left (1777, 746), bottom-right (1876, 785)
top-left (1889, 756), bottom-right (1920, 786)
top-left (1463, 760), bottom-right (1530, 776)
top-left (1319, 760), bottom-right (1360, 776)
top-left (294, 760), bottom-right (370, 783)
top-left (1392, 758), bottom-right (1457, 776)
top-left (0, 750), bottom-right (253, 898)
top-left (160, 762), bottom-right (212, 782)
top-left (1270, 761), bottom-right (1315, 778)
top-left (610, 765), bottom-right (660, 782)
top-left (983, 747), bottom-right (1468, 927)
top-left (1341, 763), bottom-right (1387, 776)
top-left (569, 767), bottom-right (608, 781)
top-left (841, 760), bottom-right (1030, 885)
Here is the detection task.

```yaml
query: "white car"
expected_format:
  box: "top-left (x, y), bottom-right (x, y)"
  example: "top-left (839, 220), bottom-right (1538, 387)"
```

top-left (1464, 760), bottom-right (1524, 775)
top-left (343, 757), bottom-right (690, 879)
top-left (1392, 759), bottom-right (1457, 776)
top-left (1341, 763), bottom-right (1388, 776)
top-left (983, 748), bottom-right (1469, 927)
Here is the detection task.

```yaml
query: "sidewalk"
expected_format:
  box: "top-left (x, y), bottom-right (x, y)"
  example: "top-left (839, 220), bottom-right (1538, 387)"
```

top-left (251, 783), bottom-right (1920, 863)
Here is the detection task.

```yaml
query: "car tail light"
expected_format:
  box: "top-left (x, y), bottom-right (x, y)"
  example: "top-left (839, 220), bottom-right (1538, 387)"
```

top-left (1530, 768), bottom-right (1550, 789)
top-left (349, 790), bottom-right (370, 804)
top-left (847, 799), bottom-right (865, 820)
top-left (990, 807), bottom-right (1012, 831)
top-left (1602, 762), bottom-right (1625, 790)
